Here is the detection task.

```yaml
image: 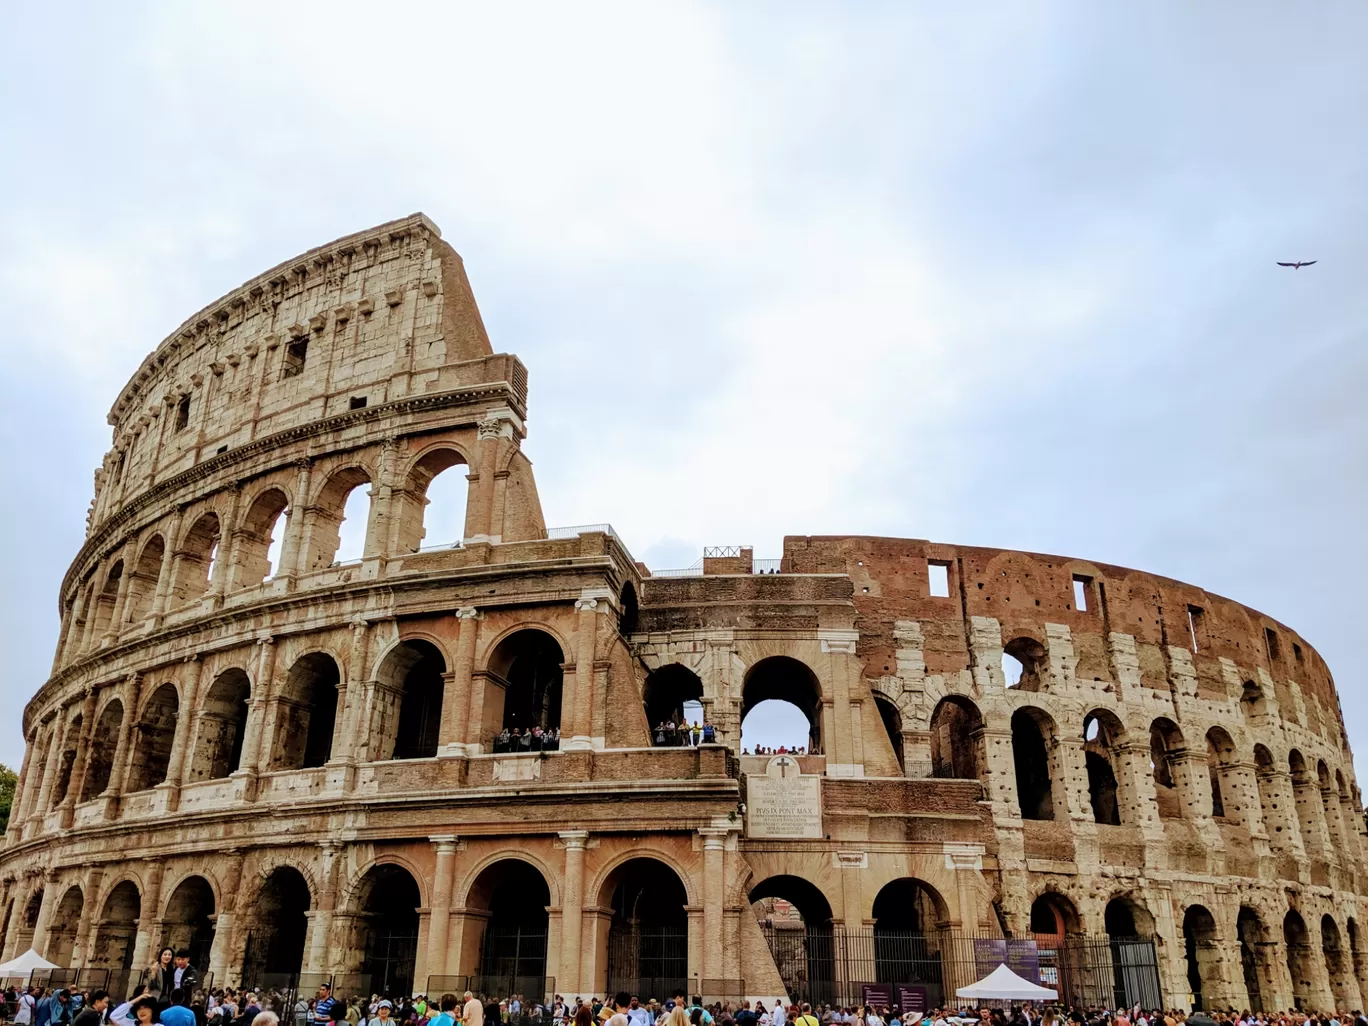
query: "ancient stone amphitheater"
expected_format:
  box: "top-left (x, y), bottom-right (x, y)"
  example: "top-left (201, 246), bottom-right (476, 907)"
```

top-left (2, 214), bottom-right (1364, 1014)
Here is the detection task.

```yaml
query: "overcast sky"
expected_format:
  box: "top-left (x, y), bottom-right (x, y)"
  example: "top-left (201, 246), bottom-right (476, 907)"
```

top-left (2, 2), bottom-right (1366, 771)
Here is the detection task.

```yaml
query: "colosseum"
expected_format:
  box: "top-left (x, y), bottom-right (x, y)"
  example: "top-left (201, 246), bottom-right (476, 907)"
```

top-left (2, 213), bottom-right (1365, 1015)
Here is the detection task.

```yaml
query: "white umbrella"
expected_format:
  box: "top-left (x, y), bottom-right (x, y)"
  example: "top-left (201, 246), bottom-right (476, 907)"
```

top-left (0, 948), bottom-right (62, 978)
top-left (955, 963), bottom-right (1058, 1001)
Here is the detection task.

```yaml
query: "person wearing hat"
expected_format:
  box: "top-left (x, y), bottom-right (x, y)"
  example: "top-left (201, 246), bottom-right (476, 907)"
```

top-left (364, 1001), bottom-right (395, 1026)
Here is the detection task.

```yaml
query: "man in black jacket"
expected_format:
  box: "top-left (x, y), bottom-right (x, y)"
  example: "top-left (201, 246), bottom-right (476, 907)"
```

top-left (172, 951), bottom-right (201, 995)
top-left (70, 992), bottom-right (108, 1026)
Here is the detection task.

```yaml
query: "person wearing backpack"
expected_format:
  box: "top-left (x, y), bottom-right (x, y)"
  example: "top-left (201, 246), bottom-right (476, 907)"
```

top-left (797, 1007), bottom-right (820, 1026)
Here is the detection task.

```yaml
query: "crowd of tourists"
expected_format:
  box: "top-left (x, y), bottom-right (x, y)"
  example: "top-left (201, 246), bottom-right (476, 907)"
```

top-left (491, 728), bottom-right (562, 754)
top-left (741, 745), bottom-right (815, 756)
top-left (652, 721), bottom-right (718, 747)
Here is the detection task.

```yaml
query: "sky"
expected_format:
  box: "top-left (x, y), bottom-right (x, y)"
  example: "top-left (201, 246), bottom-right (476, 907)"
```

top-left (2, 2), bottom-right (1366, 769)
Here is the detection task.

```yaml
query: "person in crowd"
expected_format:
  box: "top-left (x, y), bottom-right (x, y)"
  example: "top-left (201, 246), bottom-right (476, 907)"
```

top-left (362, 1001), bottom-right (393, 1026)
top-left (149, 949), bottom-right (176, 1000)
top-left (70, 993), bottom-right (107, 1026)
top-left (462, 993), bottom-right (483, 1026)
top-left (14, 988), bottom-right (35, 1026)
top-left (796, 1006), bottom-right (819, 1026)
top-left (603, 1001), bottom-right (630, 1026)
top-left (251, 1015), bottom-right (279, 1026)
top-left (33, 990), bottom-right (70, 1026)
top-left (627, 999), bottom-right (653, 1026)
top-left (702, 721), bottom-right (716, 743)
top-left (430, 997), bottom-right (458, 1026)
top-left (312, 987), bottom-right (336, 1026)
top-left (171, 951), bottom-right (200, 996)
top-left (160, 991), bottom-right (195, 1026)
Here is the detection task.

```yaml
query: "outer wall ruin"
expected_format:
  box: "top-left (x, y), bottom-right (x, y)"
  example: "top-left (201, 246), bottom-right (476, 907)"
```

top-left (3, 214), bottom-right (1365, 1012)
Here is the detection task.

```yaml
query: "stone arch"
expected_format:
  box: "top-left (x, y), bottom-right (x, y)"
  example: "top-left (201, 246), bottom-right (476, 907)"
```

top-left (396, 444), bottom-right (472, 554)
top-left (127, 681), bottom-right (179, 792)
top-left (91, 878), bottom-right (141, 970)
top-left (1206, 726), bottom-right (1238, 820)
top-left (241, 865), bottom-right (312, 979)
top-left (46, 885), bottom-right (84, 966)
top-left (870, 878), bottom-right (952, 993)
top-left (270, 653), bottom-right (340, 770)
top-left (1323, 913), bottom-right (1353, 1011)
top-left (1150, 717), bottom-right (1187, 820)
top-left (643, 664), bottom-right (704, 745)
top-left (481, 627), bottom-right (566, 749)
top-left (1103, 893), bottom-right (1155, 938)
top-left (342, 861), bottom-right (423, 998)
top-left (929, 695), bottom-right (984, 781)
top-left (1289, 750), bottom-right (1322, 850)
top-left (1252, 744), bottom-right (1287, 846)
top-left (590, 847), bottom-right (700, 910)
top-left (89, 559), bottom-right (124, 638)
top-left (189, 668), bottom-right (251, 781)
top-left (1284, 908), bottom-right (1313, 1010)
top-left (872, 692), bottom-right (904, 774)
top-left (306, 464), bottom-right (375, 569)
top-left (161, 874), bottom-right (216, 970)
top-left (597, 856), bottom-right (691, 997)
top-left (619, 581), bottom-right (639, 635)
top-left (458, 849), bottom-right (563, 911)
top-left (170, 511), bottom-right (221, 606)
top-left (1348, 917), bottom-right (1367, 1008)
top-left (81, 697), bottom-right (125, 800)
top-left (123, 533), bottom-right (166, 624)
top-left (1002, 635), bottom-right (1046, 691)
top-left (1182, 903), bottom-right (1221, 1011)
top-left (1030, 889), bottom-right (1082, 941)
top-left (462, 857), bottom-right (553, 985)
top-left (49, 709), bottom-right (83, 809)
top-left (1011, 706), bottom-right (1056, 821)
top-left (232, 486), bottom-right (291, 587)
top-left (748, 874), bottom-right (838, 1003)
top-left (373, 639), bottom-right (446, 760)
top-left (1083, 708), bottom-right (1125, 826)
top-left (1237, 905), bottom-right (1268, 1013)
top-left (741, 656), bottom-right (824, 753)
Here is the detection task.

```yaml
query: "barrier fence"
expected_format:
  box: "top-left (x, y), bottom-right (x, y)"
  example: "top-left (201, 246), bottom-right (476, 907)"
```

top-left (759, 926), bottom-right (1162, 1010)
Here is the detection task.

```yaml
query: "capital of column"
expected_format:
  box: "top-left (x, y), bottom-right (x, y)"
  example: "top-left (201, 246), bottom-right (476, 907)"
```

top-left (558, 830), bottom-right (590, 850)
top-left (456, 606), bottom-right (480, 620)
top-left (698, 828), bottom-right (730, 851)
top-left (430, 834), bottom-right (459, 853)
top-left (256, 635), bottom-right (275, 647)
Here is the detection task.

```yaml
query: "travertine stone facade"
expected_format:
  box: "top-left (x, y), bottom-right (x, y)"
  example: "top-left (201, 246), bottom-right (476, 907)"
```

top-left (3, 215), bottom-right (1366, 1012)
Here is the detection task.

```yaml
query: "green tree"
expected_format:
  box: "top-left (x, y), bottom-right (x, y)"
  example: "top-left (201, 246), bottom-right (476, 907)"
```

top-left (0, 763), bottom-right (17, 834)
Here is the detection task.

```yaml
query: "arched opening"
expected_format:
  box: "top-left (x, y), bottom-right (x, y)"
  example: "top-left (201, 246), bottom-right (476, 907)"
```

top-left (398, 448), bottom-right (469, 553)
top-left (171, 513), bottom-right (220, 606)
top-left (1011, 707), bottom-right (1055, 820)
top-left (643, 664), bottom-right (704, 747)
top-left (81, 699), bottom-right (123, 800)
top-left (484, 630), bottom-right (564, 746)
top-left (466, 859), bottom-right (552, 994)
top-left (91, 561), bottom-right (123, 638)
top-left (750, 875), bottom-right (837, 1005)
top-left (873, 694), bottom-right (905, 774)
top-left (1206, 727), bottom-right (1237, 820)
top-left (602, 858), bottom-right (690, 1000)
top-left (46, 886), bottom-right (83, 966)
top-left (1105, 896), bottom-right (1156, 1010)
top-left (1183, 904), bottom-right (1220, 1011)
top-left (871, 879), bottom-right (948, 995)
top-left (929, 696), bottom-right (984, 780)
top-left (619, 582), bottom-right (639, 635)
top-left (75, 579), bottom-right (97, 651)
top-left (1237, 907), bottom-right (1265, 1012)
top-left (1284, 909), bottom-right (1313, 1010)
top-left (189, 669), bottom-right (250, 781)
top-left (91, 880), bottom-right (141, 970)
top-left (1348, 918), bottom-right (1366, 1008)
top-left (1002, 637), bottom-right (1045, 691)
top-left (306, 467), bottom-right (373, 570)
top-left (1289, 750), bottom-right (1321, 850)
top-left (123, 535), bottom-right (165, 624)
top-left (128, 683), bottom-right (179, 792)
top-left (353, 864), bottom-right (421, 998)
top-left (1253, 745), bottom-right (1284, 846)
top-left (1318, 760), bottom-right (1346, 850)
top-left (162, 876), bottom-right (215, 972)
top-left (271, 654), bottom-right (340, 770)
top-left (741, 657), bottom-right (822, 754)
top-left (1083, 711), bottom-right (1124, 826)
top-left (49, 712), bottom-right (82, 809)
top-left (1241, 681), bottom-right (1266, 723)
top-left (1030, 892), bottom-right (1080, 944)
top-left (1150, 718), bottom-right (1186, 820)
top-left (241, 866), bottom-right (311, 981)
top-left (234, 488), bottom-right (291, 587)
top-left (1104, 896), bottom-right (1153, 940)
top-left (14, 889), bottom-right (43, 954)
top-left (1323, 914), bottom-right (1353, 1011)
top-left (375, 640), bottom-right (445, 761)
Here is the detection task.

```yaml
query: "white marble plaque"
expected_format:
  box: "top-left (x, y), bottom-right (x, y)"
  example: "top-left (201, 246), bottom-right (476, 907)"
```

top-left (747, 756), bottom-right (822, 839)
top-left (493, 757), bottom-right (542, 782)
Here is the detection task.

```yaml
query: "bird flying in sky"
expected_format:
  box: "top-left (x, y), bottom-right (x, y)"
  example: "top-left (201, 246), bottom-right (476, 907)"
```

top-left (1277, 260), bottom-right (1317, 269)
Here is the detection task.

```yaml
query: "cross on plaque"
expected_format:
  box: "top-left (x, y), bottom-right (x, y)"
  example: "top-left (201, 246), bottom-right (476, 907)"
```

top-left (767, 754), bottom-right (801, 778)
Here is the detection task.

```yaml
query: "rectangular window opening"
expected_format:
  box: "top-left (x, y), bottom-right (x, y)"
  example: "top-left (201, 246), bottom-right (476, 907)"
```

top-left (1265, 627), bottom-right (1281, 662)
top-left (281, 338), bottom-right (308, 379)
top-left (216, 445), bottom-right (228, 455)
top-left (1187, 605), bottom-right (1204, 653)
top-left (349, 395), bottom-right (368, 410)
top-left (1072, 574), bottom-right (1091, 612)
top-left (928, 561), bottom-right (950, 598)
top-left (174, 395), bottom-right (191, 432)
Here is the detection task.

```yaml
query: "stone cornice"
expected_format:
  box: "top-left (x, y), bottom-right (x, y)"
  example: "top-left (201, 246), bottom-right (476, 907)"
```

top-left (108, 213), bottom-right (440, 426)
top-left (68, 382), bottom-right (521, 600)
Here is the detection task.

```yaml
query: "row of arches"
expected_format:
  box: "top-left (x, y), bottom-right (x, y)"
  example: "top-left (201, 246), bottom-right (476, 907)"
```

top-left (59, 446), bottom-right (476, 662)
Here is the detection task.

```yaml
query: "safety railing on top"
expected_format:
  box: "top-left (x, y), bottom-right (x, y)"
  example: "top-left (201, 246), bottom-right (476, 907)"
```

top-left (545, 523), bottom-right (616, 539)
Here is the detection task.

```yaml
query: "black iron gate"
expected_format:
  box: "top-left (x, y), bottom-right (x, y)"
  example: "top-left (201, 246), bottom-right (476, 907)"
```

top-left (606, 925), bottom-right (689, 1001)
top-left (363, 924), bottom-right (418, 998)
top-left (478, 923), bottom-right (550, 1003)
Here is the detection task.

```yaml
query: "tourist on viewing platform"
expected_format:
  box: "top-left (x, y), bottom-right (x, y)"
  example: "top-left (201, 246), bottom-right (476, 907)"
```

top-left (702, 720), bottom-right (716, 743)
top-left (690, 721), bottom-right (702, 745)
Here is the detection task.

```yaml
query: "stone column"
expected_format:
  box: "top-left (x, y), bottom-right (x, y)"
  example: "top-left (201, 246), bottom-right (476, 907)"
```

top-left (149, 507), bottom-right (183, 622)
top-left (160, 655), bottom-right (203, 811)
top-left (233, 637), bottom-right (277, 800)
top-left (60, 587), bottom-right (89, 665)
top-left (306, 842), bottom-right (344, 974)
top-left (564, 596), bottom-right (604, 751)
top-left (6, 733), bottom-right (37, 843)
top-left (130, 861), bottom-right (165, 971)
top-left (466, 418), bottom-right (505, 544)
top-left (439, 608), bottom-right (479, 756)
top-left (559, 831), bottom-right (589, 994)
top-left (71, 867), bottom-right (104, 967)
top-left (104, 546), bottom-right (136, 642)
top-left (31, 713), bottom-right (69, 825)
top-left (699, 828), bottom-right (727, 982)
top-left (1293, 775), bottom-right (1331, 860)
top-left (207, 850), bottom-right (243, 986)
top-left (335, 618), bottom-right (372, 766)
top-left (426, 837), bottom-right (459, 977)
top-left (106, 674), bottom-right (142, 806)
top-left (28, 873), bottom-right (57, 957)
top-left (279, 458), bottom-right (314, 584)
top-left (208, 486), bottom-right (242, 599)
top-left (59, 688), bottom-right (100, 825)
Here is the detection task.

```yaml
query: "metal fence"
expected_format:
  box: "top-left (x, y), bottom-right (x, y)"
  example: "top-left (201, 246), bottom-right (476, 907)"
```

top-left (759, 926), bottom-right (1161, 1010)
top-left (425, 976), bottom-right (557, 1003)
top-left (607, 925), bottom-right (690, 1002)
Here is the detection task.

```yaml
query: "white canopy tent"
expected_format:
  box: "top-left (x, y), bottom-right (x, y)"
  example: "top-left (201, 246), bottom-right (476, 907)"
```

top-left (0, 948), bottom-right (62, 978)
top-left (955, 963), bottom-right (1058, 1001)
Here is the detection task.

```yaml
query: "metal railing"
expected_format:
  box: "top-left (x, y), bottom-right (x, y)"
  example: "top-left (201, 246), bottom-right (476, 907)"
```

top-left (545, 523), bottom-right (616, 540)
top-left (752, 559), bottom-right (783, 574)
top-left (417, 540), bottom-right (463, 553)
top-left (651, 565), bottom-right (704, 577)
